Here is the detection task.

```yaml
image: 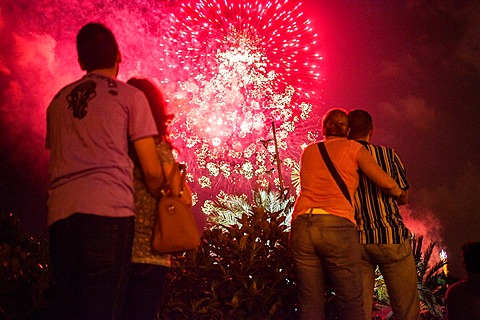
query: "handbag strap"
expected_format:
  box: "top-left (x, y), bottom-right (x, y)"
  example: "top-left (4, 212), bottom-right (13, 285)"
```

top-left (317, 142), bottom-right (352, 205)
top-left (160, 163), bottom-right (185, 197)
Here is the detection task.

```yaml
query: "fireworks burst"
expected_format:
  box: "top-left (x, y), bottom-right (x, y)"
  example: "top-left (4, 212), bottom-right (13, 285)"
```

top-left (1, 0), bottom-right (325, 219)
top-left (157, 0), bottom-right (324, 203)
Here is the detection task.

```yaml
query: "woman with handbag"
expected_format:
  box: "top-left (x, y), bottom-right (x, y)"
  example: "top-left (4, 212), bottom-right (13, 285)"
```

top-left (290, 108), bottom-right (404, 320)
top-left (123, 78), bottom-right (192, 320)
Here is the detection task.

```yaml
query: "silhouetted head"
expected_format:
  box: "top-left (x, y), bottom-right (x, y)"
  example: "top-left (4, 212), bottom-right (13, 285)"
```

top-left (127, 78), bottom-right (173, 139)
top-left (322, 108), bottom-right (349, 138)
top-left (76, 23), bottom-right (120, 73)
top-left (347, 109), bottom-right (373, 140)
top-left (462, 242), bottom-right (480, 274)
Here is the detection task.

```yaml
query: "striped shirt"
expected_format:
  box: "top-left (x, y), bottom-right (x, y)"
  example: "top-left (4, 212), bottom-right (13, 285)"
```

top-left (354, 140), bottom-right (411, 244)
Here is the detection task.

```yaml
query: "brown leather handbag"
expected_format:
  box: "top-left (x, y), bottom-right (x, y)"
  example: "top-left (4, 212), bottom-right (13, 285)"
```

top-left (152, 163), bottom-right (200, 254)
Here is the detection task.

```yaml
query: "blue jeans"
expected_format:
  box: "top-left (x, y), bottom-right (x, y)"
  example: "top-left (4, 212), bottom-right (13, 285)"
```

top-left (361, 240), bottom-right (420, 320)
top-left (49, 213), bottom-right (134, 320)
top-left (290, 214), bottom-right (365, 320)
top-left (122, 263), bottom-right (168, 320)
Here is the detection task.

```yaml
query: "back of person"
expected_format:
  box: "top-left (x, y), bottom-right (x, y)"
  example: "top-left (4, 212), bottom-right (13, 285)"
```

top-left (445, 278), bottom-right (480, 320)
top-left (46, 22), bottom-right (162, 320)
top-left (445, 242), bottom-right (480, 320)
top-left (354, 142), bottom-right (410, 242)
top-left (47, 74), bottom-right (153, 225)
top-left (122, 77), bottom-right (176, 320)
top-left (294, 137), bottom-right (363, 223)
top-left (347, 109), bottom-right (419, 320)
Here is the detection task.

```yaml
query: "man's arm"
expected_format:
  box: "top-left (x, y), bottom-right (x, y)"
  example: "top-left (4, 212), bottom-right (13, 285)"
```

top-left (133, 136), bottom-right (163, 197)
top-left (393, 150), bottom-right (409, 205)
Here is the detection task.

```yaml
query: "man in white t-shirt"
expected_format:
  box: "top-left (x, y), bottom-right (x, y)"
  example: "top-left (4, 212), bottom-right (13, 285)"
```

top-left (46, 22), bottom-right (163, 319)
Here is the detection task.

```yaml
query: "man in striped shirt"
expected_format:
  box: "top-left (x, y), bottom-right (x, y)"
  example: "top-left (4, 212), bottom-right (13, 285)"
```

top-left (348, 109), bottom-right (420, 320)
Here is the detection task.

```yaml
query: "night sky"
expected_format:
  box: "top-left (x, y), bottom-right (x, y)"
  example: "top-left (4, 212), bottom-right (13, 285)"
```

top-left (1, 0), bottom-right (479, 278)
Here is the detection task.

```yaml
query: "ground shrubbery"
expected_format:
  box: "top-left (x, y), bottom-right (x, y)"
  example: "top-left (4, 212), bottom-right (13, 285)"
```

top-left (1, 194), bottom-right (451, 319)
top-left (0, 212), bottom-right (52, 320)
top-left (161, 190), bottom-right (298, 320)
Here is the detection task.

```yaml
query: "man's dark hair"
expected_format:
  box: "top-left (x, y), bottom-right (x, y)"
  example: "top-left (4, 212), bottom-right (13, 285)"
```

top-left (76, 23), bottom-right (119, 72)
top-left (347, 109), bottom-right (373, 140)
top-left (462, 242), bottom-right (480, 274)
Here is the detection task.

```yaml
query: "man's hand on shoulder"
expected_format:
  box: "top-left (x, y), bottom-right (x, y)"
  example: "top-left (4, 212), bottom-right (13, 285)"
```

top-left (397, 189), bottom-right (409, 205)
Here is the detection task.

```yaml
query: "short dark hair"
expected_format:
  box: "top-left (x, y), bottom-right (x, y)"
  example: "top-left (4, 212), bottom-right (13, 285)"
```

top-left (76, 23), bottom-right (119, 72)
top-left (322, 108), bottom-right (348, 137)
top-left (347, 109), bottom-right (373, 140)
top-left (462, 242), bottom-right (480, 274)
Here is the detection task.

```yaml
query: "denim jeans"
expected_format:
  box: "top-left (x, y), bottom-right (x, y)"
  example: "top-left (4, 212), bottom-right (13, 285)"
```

top-left (290, 214), bottom-right (365, 320)
top-left (361, 240), bottom-right (420, 320)
top-left (49, 213), bottom-right (134, 320)
top-left (122, 263), bottom-right (168, 320)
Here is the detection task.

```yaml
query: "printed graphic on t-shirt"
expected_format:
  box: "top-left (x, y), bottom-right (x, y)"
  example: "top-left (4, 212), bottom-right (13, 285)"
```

top-left (67, 80), bottom-right (97, 119)
top-left (88, 73), bottom-right (119, 96)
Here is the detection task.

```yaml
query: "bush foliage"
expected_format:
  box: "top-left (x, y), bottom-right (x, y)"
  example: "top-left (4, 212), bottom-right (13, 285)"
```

top-left (0, 212), bottom-right (52, 320)
top-left (161, 190), bottom-right (298, 319)
top-left (1, 194), bottom-right (452, 319)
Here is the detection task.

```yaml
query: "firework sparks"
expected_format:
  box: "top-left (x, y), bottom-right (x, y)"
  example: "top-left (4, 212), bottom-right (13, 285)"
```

top-left (1, 0), bottom-right (325, 216)
top-left (158, 0), bottom-right (324, 202)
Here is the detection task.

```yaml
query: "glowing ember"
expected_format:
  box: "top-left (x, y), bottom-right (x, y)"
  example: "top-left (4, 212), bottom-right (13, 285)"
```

top-left (440, 249), bottom-right (449, 275)
top-left (439, 249), bottom-right (447, 261)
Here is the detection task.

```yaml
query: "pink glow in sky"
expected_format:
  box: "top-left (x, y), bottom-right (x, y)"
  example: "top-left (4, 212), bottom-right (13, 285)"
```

top-left (2, 0), bottom-right (467, 276)
top-left (0, 0), bottom-right (325, 210)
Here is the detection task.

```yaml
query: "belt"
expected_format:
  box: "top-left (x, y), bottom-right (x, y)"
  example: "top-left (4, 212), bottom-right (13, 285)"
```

top-left (306, 208), bottom-right (330, 215)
